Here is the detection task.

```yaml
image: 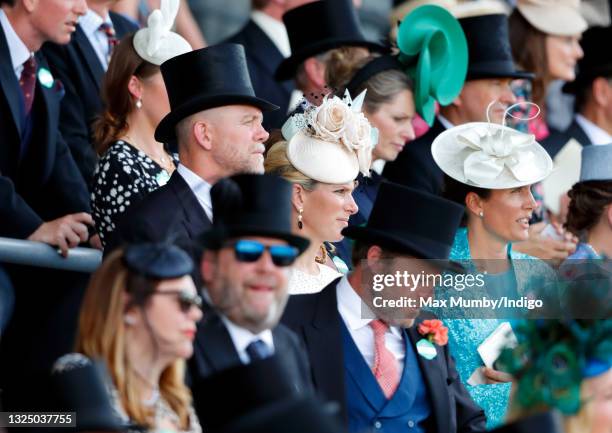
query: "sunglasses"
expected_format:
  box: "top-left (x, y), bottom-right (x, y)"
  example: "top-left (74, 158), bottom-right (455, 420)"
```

top-left (225, 240), bottom-right (299, 267)
top-left (153, 290), bottom-right (203, 313)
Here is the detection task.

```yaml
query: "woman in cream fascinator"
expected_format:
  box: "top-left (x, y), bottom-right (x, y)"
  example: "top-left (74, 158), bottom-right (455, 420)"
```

top-left (91, 0), bottom-right (192, 247)
top-left (265, 91), bottom-right (375, 295)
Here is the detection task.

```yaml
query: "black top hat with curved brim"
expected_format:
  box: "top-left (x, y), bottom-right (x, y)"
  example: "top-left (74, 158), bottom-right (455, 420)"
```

top-left (198, 174), bottom-right (310, 254)
top-left (459, 13), bottom-right (534, 80)
top-left (155, 44), bottom-right (279, 143)
top-left (563, 25), bottom-right (612, 94)
top-left (275, 0), bottom-right (387, 81)
top-left (342, 182), bottom-right (464, 271)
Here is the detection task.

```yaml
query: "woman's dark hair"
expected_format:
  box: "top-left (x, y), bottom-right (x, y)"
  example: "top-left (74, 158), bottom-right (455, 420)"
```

top-left (92, 33), bottom-right (160, 155)
top-left (565, 180), bottom-right (612, 236)
top-left (442, 175), bottom-right (492, 226)
top-left (508, 9), bottom-right (551, 110)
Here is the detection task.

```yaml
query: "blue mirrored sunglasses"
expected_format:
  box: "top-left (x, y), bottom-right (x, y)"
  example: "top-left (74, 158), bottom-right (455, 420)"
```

top-left (226, 240), bottom-right (299, 267)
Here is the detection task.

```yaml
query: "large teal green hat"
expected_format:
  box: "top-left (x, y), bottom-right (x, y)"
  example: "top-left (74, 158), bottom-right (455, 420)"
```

top-left (396, 4), bottom-right (468, 125)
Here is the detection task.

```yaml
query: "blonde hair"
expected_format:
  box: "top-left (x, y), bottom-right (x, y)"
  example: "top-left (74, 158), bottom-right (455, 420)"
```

top-left (75, 249), bottom-right (192, 430)
top-left (325, 51), bottom-right (413, 114)
top-left (264, 141), bottom-right (317, 191)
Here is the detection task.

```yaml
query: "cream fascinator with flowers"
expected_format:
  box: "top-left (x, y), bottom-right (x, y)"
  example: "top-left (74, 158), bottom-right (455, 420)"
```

top-left (432, 104), bottom-right (553, 189)
top-left (133, 0), bottom-right (192, 66)
top-left (281, 91), bottom-right (377, 184)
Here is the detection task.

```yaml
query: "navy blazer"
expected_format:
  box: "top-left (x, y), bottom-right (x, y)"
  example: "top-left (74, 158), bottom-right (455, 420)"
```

top-left (542, 118), bottom-right (592, 159)
top-left (42, 12), bottom-right (138, 189)
top-left (282, 279), bottom-right (487, 433)
top-left (383, 118), bottom-right (447, 196)
top-left (0, 26), bottom-right (90, 239)
top-left (225, 19), bottom-right (294, 131)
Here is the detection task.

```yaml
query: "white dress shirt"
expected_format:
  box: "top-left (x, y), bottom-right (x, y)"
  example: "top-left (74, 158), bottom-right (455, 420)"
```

top-left (250, 10), bottom-right (291, 58)
top-left (220, 315), bottom-right (275, 364)
top-left (336, 276), bottom-right (405, 371)
top-left (79, 9), bottom-right (113, 70)
top-left (0, 9), bottom-right (31, 80)
top-left (176, 164), bottom-right (213, 221)
top-left (575, 113), bottom-right (612, 145)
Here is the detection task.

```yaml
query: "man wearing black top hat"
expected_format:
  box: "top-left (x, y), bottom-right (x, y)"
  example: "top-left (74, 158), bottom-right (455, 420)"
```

top-left (106, 44), bottom-right (278, 262)
top-left (282, 182), bottom-right (487, 433)
top-left (189, 174), bottom-right (314, 411)
top-left (383, 9), bottom-right (533, 196)
top-left (544, 25), bottom-right (612, 158)
top-left (275, 0), bottom-right (385, 105)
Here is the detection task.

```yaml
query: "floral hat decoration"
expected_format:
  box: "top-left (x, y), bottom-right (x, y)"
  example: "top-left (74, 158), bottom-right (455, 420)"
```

top-left (281, 90), bottom-right (377, 184)
top-left (133, 0), bottom-right (192, 66)
top-left (431, 102), bottom-right (553, 189)
top-left (497, 319), bottom-right (612, 415)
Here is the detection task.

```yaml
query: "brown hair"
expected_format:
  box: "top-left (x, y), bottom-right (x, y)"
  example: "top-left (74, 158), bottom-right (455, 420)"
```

top-left (565, 180), bottom-right (612, 236)
top-left (76, 249), bottom-right (192, 430)
top-left (508, 9), bottom-right (552, 109)
top-left (93, 34), bottom-right (160, 155)
top-left (442, 175), bottom-right (492, 226)
top-left (325, 52), bottom-right (413, 114)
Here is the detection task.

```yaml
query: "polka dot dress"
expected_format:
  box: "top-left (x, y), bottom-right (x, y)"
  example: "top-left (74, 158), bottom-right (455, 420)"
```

top-left (91, 140), bottom-right (178, 246)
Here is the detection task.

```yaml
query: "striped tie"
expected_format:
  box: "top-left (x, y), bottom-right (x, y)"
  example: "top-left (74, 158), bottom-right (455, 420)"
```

top-left (98, 23), bottom-right (118, 63)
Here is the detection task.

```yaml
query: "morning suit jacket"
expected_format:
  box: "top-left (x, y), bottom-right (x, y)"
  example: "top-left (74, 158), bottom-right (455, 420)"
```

top-left (383, 118), bottom-right (447, 196)
top-left (225, 19), bottom-right (294, 131)
top-left (42, 12), bottom-right (138, 188)
top-left (105, 171), bottom-right (211, 263)
top-left (542, 118), bottom-right (592, 159)
top-left (188, 308), bottom-right (314, 395)
top-left (0, 25), bottom-right (90, 239)
top-left (282, 279), bottom-right (487, 433)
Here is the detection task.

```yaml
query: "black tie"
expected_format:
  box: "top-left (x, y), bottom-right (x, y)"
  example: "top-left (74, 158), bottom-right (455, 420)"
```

top-left (246, 339), bottom-right (270, 361)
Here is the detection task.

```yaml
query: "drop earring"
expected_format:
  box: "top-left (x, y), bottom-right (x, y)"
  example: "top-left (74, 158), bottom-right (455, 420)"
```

top-left (124, 315), bottom-right (136, 325)
top-left (297, 208), bottom-right (303, 230)
top-left (479, 211), bottom-right (484, 218)
top-left (135, 98), bottom-right (142, 109)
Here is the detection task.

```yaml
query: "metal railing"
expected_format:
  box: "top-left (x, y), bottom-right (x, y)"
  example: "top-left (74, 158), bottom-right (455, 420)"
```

top-left (0, 237), bottom-right (102, 273)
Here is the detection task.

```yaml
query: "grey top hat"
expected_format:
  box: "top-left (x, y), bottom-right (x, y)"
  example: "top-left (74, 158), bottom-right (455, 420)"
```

top-left (580, 144), bottom-right (612, 182)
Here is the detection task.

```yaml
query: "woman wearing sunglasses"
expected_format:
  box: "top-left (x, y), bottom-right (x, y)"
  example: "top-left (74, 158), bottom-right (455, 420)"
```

top-left (58, 242), bottom-right (203, 432)
top-left (265, 92), bottom-right (374, 294)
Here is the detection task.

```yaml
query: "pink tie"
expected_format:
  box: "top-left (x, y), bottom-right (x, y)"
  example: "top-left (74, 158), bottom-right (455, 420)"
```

top-left (369, 319), bottom-right (400, 399)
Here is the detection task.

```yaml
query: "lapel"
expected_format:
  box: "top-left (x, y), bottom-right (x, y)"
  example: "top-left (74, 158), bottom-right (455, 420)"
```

top-left (406, 324), bottom-right (451, 433)
top-left (302, 279), bottom-right (347, 418)
top-left (73, 25), bottom-right (104, 92)
top-left (567, 119), bottom-right (592, 146)
top-left (0, 25), bottom-right (23, 134)
top-left (166, 171), bottom-right (212, 239)
top-left (193, 309), bottom-right (242, 374)
top-left (36, 53), bottom-right (58, 178)
top-left (110, 12), bottom-right (137, 39)
top-left (243, 20), bottom-right (293, 95)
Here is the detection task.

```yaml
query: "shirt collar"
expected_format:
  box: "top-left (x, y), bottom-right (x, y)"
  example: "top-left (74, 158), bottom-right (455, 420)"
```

top-left (575, 114), bottom-right (612, 146)
top-left (0, 9), bottom-right (32, 76)
top-left (79, 9), bottom-right (111, 38)
top-left (176, 164), bottom-right (212, 206)
top-left (220, 315), bottom-right (275, 354)
top-left (250, 10), bottom-right (291, 58)
top-left (437, 114), bottom-right (455, 130)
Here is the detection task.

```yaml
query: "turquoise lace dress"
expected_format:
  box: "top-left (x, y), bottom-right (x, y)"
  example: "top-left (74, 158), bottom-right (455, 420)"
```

top-left (442, 228), bottom-right (556, 428)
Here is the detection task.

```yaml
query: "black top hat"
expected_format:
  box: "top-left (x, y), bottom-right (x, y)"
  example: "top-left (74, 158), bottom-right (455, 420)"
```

top-left (342, 182), bottom-right (464, 265)
top-left (199, 174), bottom-right (310, 253)
top-left (50, 354), bottom-right (124, 432)
top-left (460, 14), bottom-right (533, 80)
top-left (564, 26), bottom-right (612, 94)
top-left (123, 242), bottom-right (194, 279)
top-left (155, 44), bottom-right (279, 143)
top-left (274, 0), bottom-right (387, 81)
top-left (192, 355), bottom-right (306, 432)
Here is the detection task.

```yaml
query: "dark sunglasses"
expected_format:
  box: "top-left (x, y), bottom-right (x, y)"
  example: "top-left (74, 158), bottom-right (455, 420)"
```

top-left (153, 290), bottom-right (203, 313)
top-left (225, 240), bottom-right (299, 267)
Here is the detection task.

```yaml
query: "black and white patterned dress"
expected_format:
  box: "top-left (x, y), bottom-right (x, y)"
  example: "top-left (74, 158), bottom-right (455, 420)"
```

top-left (91, 140), bottom-right (178, 246)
